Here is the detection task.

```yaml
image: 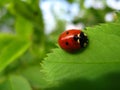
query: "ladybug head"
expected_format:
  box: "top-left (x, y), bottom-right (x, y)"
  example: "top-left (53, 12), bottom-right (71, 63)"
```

top-left (73, 32), bottom-right (88, 48)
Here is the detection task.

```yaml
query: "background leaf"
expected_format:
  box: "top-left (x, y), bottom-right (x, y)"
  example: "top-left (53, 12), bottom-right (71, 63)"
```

top-left (14, 0), bottom-right (44, 29)
top-left (0, 0), bottom-right (13, 6)
top-left (0, 36), bottom-right (30, 72)
top-left (0, 75), bottom-right (32, 90)
top-left (22, 66), bottom-right (48, 89)
top-left (15, 16), bottom-right (33, 40)
top-left (42, 22), bottom-right (120, 89)
top-left (0, 34), bottom-right (15, 54)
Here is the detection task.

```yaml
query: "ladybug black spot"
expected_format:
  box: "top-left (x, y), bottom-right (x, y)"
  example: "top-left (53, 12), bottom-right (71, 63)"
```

top-left (65, 42), bottom-right (69, 45)
top-left (66, 31), bottom-right (69, 34)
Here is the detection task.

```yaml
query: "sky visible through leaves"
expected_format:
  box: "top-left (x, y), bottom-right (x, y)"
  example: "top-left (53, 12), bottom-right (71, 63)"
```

top-left (40, 0), bottom-right (120, 34)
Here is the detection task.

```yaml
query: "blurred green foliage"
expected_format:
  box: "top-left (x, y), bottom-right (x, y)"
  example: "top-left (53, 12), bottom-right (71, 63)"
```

top-left (0, 0), bottom-right (119, 90)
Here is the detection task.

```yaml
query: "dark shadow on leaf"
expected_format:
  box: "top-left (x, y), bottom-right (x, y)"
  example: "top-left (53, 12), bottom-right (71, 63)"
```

top-left (94, 72), bottom-right (120, 90)
top-left (44, 72), bottom-right (120, 90)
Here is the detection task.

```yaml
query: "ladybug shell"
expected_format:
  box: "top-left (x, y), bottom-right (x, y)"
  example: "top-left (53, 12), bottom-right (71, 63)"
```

top-left (58, 29), bottom-right (82, 52)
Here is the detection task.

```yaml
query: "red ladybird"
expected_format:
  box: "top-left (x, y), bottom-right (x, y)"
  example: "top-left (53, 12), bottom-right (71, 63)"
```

top-left (58, 29), bottom-right (88, 52)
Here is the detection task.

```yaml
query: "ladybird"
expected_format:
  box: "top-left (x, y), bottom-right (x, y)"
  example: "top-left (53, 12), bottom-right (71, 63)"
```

top-left (58, 29), bottom-right (88, 52)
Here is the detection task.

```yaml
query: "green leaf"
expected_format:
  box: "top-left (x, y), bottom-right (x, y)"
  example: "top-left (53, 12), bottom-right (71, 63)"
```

top-left (0, 34), bottom-right (15, 54)
top-left (13, 0), bottom-right (44, 29)
top-left (15, 16), bottom-right (33, 40)
top-left (0, 0), bottom-right (13, 6)
top-left (0, 36), bottom-right (30, 72)
top-left (0, 75), bottom-right (32, 90)
top-left (42, 22), bottom-right (120, 87)
top-left (22, 66), bottom-right (48, 89)
top-left (67, 0), bottom-right (74, 3)
top-left (116, 11), bottom-right (120, 23)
